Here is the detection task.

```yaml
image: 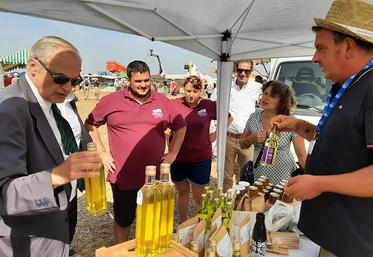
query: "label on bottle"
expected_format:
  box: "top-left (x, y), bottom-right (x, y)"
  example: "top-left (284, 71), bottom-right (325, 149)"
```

top-left (216, 233), bottom-right (233, 257)
top-left (250, 241), bottom-right (267, 257)
top-left (261, 146), bottom-right (275, 165)
top-left (136, 190), bottom-right (143, 205)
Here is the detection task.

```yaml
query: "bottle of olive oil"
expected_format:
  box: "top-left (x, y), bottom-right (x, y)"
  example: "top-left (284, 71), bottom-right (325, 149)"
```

top-left (84, 142), bottom-right (107, 216)
top-left (135, 165), bottom-right (162, 257)
top-left (157, 163), bottom-right (176, 253)
top-left (261, 124), bottom-right (278, 166)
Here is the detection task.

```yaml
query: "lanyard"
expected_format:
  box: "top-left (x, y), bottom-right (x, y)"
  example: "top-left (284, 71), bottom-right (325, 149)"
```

top-left (315, 59), bottom-right (373, 134)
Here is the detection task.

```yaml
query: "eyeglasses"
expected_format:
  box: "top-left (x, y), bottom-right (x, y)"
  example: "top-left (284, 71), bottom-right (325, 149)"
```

top-left (185, 76), bottom-right (201, 84)
top-left (36, 59), bottom-right (83, 86)
top-left (236, 68), bottom-right (252, 75)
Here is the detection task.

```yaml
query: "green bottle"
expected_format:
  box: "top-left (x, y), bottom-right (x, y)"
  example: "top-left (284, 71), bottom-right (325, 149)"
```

top-left (261, 124), bottom-right (278, 166)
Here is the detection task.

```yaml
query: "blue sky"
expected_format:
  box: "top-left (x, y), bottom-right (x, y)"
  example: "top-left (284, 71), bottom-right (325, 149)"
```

top-left (0, 12), bottom-right (216, 75)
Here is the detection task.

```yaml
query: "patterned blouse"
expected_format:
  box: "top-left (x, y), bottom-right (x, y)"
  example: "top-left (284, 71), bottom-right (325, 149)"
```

top-left (245, 110), bottom-right (298, 185)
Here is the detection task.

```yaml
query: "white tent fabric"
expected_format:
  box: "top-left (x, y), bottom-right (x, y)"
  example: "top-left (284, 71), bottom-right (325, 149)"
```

top-left (0, 0), bottom-right (346, 186)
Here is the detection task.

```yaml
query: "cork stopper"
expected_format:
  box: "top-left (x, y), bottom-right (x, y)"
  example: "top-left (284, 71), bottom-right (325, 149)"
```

top-left (145, 165), bottom-right (156, 176)
top-left (87, 142), bottom-right (97, 152)
top-left (160, 163), bottom-right (171, 174)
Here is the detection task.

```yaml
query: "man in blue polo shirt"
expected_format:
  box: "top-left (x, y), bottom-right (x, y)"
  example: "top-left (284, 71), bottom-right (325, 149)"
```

top-left (270, 0), bottom-right (373, 256)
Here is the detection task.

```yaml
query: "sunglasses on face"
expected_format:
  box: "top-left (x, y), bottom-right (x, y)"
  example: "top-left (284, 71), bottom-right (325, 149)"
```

top-left (36, 59), bottom-right (83, 86)
top-left (185, 76), bottom-right (201, 84)
top-left (236, 68), bottom-right (252, 75)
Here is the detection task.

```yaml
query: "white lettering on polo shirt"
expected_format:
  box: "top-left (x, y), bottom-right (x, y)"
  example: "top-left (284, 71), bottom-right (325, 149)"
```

top-left (197, 109), bottom-right (208, 117)
top-left (152, 108), bottom-right (164, 118)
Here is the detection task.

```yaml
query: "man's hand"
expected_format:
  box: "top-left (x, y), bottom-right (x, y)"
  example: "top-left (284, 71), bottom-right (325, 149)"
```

top-left (269, 115), bottom-right (299, 133)
top-left (100, 151), bottom-right (116, 173)
top-left (284, 175), bottom-right (323, 201)
top-left (255, 131), bottom-right (267, 144)
top-left (162, 151), bottom-right (177, 164)
top-left (51, 151), bottom-right (102, 188)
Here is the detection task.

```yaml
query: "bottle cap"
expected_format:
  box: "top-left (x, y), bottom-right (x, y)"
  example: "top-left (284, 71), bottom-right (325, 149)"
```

top-left (160, 163), bottom-right (170, 173)
top-left (256, 212), bottom-right (265, 221)
top-left (145, 165), bottom-right (156, 176)
top-left (87, 142), bottom-right (97, 151)
top-left (238, 181), bottom-right (250, 187)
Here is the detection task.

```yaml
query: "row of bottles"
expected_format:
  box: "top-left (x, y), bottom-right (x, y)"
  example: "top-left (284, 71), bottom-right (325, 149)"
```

top-left (198, 186), bottom-right (233, 229)
top-left (135, 164), bottom-right (176, 257)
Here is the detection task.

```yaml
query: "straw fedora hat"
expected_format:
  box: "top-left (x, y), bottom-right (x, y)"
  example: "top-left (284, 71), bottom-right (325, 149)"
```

top-left (314, 0), bottom-right (373, 44)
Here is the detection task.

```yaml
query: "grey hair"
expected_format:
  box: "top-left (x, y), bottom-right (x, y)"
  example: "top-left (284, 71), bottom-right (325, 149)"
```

top-left (29, 36), bottom-right (81, 63)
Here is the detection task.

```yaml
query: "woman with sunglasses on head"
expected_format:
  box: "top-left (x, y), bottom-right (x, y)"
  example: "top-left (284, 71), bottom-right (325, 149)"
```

top-left (170, 75), bottom-right (231, 222)
top-left (239, 81), bottom-right (307, 185)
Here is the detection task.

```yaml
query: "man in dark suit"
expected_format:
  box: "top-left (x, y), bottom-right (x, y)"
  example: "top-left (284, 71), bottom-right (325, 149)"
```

top-left (0, 36), bottom-right (101, 257)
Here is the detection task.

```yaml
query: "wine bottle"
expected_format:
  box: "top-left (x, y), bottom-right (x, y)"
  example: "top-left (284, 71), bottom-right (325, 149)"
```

top-left (250, 213), bottom-right (267, 257)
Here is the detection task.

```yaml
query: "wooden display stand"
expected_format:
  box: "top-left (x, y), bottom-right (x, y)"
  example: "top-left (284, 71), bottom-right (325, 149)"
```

top-left (96, 240), bottom-right (197, 257)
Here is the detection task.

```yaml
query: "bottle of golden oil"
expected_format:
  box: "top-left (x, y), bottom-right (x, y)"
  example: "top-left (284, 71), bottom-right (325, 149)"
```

top-left (261, 123), bottom-right (279, 166)
top-left (84, 142), bottom-right (107, 216)
top-left (157, 163), bottom-right (176, 253)
top-left (135, 165), bottom-right (161, 257)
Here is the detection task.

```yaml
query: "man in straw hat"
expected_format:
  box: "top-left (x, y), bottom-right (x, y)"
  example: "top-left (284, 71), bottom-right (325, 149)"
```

top-left (270, 0), bottom-right (373, 256)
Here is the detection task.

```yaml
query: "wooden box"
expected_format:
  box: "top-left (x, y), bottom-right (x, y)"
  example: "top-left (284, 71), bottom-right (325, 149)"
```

top-left (96, 240), bottom-right (197, 257)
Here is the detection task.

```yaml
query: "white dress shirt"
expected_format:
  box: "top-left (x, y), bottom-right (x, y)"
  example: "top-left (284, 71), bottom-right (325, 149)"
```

top-left (27, 74), bottom-right (81, 201)
top-left (211, 78), bottom-right (262, 134)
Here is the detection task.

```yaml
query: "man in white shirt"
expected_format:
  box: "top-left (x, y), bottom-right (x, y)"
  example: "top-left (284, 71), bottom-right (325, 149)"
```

top-left (212, 60), bottom-right (262, 191)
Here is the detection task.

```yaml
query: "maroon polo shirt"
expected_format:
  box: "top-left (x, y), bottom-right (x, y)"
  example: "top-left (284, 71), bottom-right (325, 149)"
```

top-left (172, 97), bottom-right (217, 163)
top-left (86, 89), bottom-right (186, 190)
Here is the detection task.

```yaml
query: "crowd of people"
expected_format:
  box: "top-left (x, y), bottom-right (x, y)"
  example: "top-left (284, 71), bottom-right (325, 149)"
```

top-left (0, 1), bottom-right (372, 257)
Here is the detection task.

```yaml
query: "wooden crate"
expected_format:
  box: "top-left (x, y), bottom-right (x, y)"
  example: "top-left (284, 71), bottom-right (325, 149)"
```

top-left (96, 240), bottom-right (197, 257)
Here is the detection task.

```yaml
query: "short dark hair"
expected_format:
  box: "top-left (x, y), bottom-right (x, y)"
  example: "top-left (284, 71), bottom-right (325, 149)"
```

top-left (312, 26), bottom-right (373, 53)
top-left (234, 60), bottom-right (254, 72)
top-left (127, 60), bottom-right (150, 79)
top-left (262, 80), bottom-right (296, 115)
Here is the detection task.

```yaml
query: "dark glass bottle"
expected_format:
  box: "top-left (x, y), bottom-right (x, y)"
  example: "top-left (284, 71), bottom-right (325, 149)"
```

top-left (250, 212), bottom-right (267, 257)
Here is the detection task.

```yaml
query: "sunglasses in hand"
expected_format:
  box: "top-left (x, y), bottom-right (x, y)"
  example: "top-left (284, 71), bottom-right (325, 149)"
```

top-left (36, 59), bottom-right (83, 86)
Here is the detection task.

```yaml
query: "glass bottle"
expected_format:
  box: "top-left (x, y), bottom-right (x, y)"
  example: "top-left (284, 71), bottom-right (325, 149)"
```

top-left (198, 193), bottom-right (208, 219)
top-left (84, 142), bottom-right (107, 216)
top-left (135, 165), bottom-right (162, 257)
top-left (261, 124), bottom-right (278, 166)
top-left (250, 213), bottom-right (267, 257)
top-left (233, 241), bottom-right (241, 257)
top-left (157, 163), bottom-right (176, 253)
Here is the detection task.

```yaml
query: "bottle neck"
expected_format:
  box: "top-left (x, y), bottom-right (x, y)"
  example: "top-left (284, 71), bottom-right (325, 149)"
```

top-left (145, 174), bottom-right (157, 185)
top-left (160, 172), bottom-right (170, 182)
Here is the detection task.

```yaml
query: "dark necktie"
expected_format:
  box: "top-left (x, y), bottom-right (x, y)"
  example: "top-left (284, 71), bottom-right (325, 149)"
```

top-left (51, 103), bottom-right (79, 201)
top-left (51, 103), bottom-right (79, 155)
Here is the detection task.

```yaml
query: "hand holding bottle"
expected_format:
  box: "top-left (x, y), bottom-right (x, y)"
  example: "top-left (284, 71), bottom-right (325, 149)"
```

top-left (255, 131), bottom-right (267, 144)
top-left (269, 115), bottom-right (299, 133)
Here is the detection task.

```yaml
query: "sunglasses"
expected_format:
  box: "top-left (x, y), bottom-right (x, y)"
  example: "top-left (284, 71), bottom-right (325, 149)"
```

top-left (36, 59), bottom-right (83, 86)
top-left (185, 76), bottom-right (201, 84)
top-left (237, 68), bottom-right (252, 75)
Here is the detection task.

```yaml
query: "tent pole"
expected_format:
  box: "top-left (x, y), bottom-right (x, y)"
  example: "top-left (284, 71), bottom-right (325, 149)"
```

top-left (216, 30), bottom-right (233, 189)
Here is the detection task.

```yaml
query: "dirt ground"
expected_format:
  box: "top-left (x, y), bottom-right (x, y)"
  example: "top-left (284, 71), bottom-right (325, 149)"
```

top-left (71, 90), bottom-right (217, 257)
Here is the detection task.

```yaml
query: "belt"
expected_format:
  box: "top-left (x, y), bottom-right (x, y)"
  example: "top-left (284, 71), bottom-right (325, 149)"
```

top-left (227, 132), bottom-right (241, 138)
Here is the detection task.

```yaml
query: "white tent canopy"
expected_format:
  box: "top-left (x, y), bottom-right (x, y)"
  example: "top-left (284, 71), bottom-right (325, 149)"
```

top-left (0, 0), bottom-right (339, 186)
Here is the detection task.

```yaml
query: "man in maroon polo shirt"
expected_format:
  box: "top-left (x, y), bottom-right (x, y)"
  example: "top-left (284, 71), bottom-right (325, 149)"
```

top-left (85, 60), bottom-right (186, 243)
